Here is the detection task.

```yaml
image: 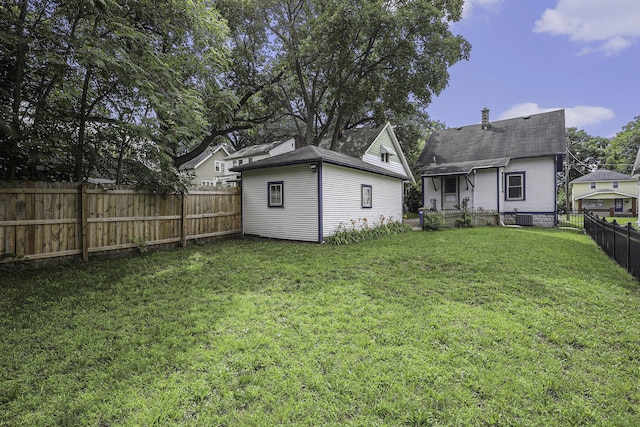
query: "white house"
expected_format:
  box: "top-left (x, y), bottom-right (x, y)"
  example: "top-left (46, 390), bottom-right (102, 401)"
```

top-left (414, 109), bottom-right (565, 227)
top-left (631, 149), bottom-right (640, 224)
top-left (318, 122), bottom-right (415, 183)
top-left (230, 146), bottom-right (409, 242)
top-left (179, 143), bottom-right (234, 186)
top-left (225, 138), bottom-right (297, 176)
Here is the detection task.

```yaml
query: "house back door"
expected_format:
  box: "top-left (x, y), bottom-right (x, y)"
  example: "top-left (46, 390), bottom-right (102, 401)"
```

top-left (443, 176), bottom-right (458, 209)
top-left (615, 198), bottom-right (623, 213)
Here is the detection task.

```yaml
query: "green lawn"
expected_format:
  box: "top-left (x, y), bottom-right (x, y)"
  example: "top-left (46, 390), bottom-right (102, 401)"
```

top-left (2, 228), bottom-right (640, 426)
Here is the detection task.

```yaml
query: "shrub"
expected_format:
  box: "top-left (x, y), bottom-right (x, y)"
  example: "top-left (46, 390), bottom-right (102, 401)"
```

top-left (325, 216), bottom-right (411, 245)
top-left (423, 212), bottom-right (446, 231)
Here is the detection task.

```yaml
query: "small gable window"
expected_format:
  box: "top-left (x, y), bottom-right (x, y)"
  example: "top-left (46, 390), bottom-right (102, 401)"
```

top-left (361, 184), bottom-right (372, 208)
top-left (590, 182), bottom-right (596, 189)
top-left (215, 161), bottom-right (225, 172)
top-left (613, 181), bottom-right (619, 189)
top-left (380, 145), bottom-right (393, 163)
top-left (505, 172), bottom-right (525, 201)
top-left (268, 181), bottom-right (283, 207)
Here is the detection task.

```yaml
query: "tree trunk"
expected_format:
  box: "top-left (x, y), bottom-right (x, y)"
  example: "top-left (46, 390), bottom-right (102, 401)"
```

top-left (75, 66), bottom-right (92, 181)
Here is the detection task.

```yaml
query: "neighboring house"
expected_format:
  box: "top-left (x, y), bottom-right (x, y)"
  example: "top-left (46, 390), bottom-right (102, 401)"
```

top-left (570, 169), bottom-right (637, 216)
top-left (318, 122), bottom-right (415, 184)
top-left (414, 109), bottom-right (565, 227)
top-left (225, 138), bottom-right (297, 178)
top-left (230, 145), bottom-right (409, 242)
top-left (179, 143), bottom-right (234, 186)
top-left (632, 149), bottom-right (640, 224)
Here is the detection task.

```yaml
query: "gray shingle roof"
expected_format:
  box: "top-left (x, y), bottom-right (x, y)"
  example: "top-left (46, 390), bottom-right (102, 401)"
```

top-left (230, 145), bottom-right (408, 180)
top-left (318, 125), bottom-right (385, 157)
top-left (225, 139), bottom-right (290, 160)
top-left (571, 169), bottom-right (634, 183)
top-left (415, 110), bottom-right (566, 175)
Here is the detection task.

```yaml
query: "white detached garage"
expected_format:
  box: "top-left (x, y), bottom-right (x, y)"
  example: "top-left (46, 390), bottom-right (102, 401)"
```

top-left (230, 146), bottom-right (409, 242)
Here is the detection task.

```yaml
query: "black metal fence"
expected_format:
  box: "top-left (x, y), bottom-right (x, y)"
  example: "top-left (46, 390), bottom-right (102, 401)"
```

top-left (557, 210), bottom-right (584, 229)
top-left (584, 210), bottom-right (640, 280)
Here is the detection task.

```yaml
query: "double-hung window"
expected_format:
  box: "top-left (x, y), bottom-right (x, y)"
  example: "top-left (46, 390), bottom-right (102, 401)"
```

top-left (505, 172), bottom-right (525, 201)
top-left (613, 181), bottom-right (619, 189)
top-left (361, 184), bottom-right (372, 208)
top-left (268, 181), bottom-right (284, 207)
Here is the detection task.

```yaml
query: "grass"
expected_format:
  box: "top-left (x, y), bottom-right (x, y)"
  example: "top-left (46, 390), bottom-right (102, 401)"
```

top-left (2, 228), bottom-right (640, 426)
top-left (605, 216), bottom-right (638, 228)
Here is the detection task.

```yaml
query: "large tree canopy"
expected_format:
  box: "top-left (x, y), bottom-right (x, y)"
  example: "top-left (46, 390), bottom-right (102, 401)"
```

top-left (1, 0), bottom-right (229, 188)
top-left (220, 0), bottom-right (471, 147)
top-left (2, 0), bottom-right (470, 187)
top-left (605, 116), bottom-right (640, 174)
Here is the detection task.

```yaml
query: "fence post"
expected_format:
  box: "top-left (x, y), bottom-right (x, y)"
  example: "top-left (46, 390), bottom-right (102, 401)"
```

top-left (627, 222), bottom-right (632, 273)
top-left (612, 220), bottom-right (617, 260)
top-left (81, 182), bottom-right (89, 261)
top-left (180, 192), bottom-right (187, 247)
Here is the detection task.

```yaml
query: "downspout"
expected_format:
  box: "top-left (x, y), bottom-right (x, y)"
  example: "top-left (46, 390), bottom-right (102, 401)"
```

top-left (554, 156), bottom-right (558, 226)
top-left (473, 170), bottom-right (476, 208)
top-left (317, 162), bottom-right (323, 243)
top-left (496, 168), bottom-right (501, 222)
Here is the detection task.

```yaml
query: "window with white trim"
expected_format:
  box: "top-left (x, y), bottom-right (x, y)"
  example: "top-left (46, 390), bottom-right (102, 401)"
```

top-left (590, 182), bottom-right (596, 189)
top-left (381, 152), bottom-right (390, 162)
top-left (361, 184), bottom-right (372, 208)
top-left (215, 161), bottom-right (225, 172)
top-left (613, 181), bottom-right (619, 189)
top-left (505, 172), bottom-right (525, 201)
top-left (268, 181), bottom-right (283, 207)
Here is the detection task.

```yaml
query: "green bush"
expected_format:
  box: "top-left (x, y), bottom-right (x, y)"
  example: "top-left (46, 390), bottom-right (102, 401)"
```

top-left (422, 212), bottom-right (446, 231)
top-left (325, 216), bottom-right (411, 245)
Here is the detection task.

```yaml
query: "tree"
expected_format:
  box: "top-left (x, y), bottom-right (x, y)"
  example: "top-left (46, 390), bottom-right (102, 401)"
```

top-left (606, 116), bottom-right (640, 174)
top-left (565, 127), bottom-right (609, 181)
top-left (559, 127), bottom-right (609, 211)
top-left (1, 0), bottom-right (229, 189)
top-left (215, 0), bottom-right (470, 147)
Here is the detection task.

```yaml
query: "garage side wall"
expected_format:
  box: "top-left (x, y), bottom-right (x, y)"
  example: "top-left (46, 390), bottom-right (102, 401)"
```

top-left (322, 164), bottom-right (404, 238)
top-left (241, 164), bottom-right (319, 241)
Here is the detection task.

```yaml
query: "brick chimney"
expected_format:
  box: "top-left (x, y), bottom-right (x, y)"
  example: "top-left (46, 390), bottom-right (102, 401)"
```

top-left (481, 108), bottom-right (491, 130)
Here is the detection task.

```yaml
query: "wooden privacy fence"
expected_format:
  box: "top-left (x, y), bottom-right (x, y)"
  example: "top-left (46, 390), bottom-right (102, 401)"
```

top-left (584, 210), bottom-right (640, 280)
top-left (0, 181), bottom-right (241, 264)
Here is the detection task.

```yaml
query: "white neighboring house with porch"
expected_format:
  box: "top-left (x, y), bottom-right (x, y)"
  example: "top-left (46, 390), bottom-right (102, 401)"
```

top-left (570, 169), bottom-right (637, 217)
top-left (414, 109), bottom-right (565, 227)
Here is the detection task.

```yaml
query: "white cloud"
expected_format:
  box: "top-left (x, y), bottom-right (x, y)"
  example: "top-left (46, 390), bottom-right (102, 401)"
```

top-left (533, 0), bottom-right (640, 55)
top-left (461, 0), bottom-right (501, 20)
top-left (498, 103), bottom-right (615, 128)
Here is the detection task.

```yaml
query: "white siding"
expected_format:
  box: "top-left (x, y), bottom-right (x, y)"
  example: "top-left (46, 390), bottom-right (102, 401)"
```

top-left (472, 169), bottom-right (498, 210)
top-left (322, 164), bottom-right (404, 237)
top-left (241, 164), bottom-right (319, 241)
top-left (269, 138), bottom-right (296, 156)
top-left (421, 158), bottom-right (556, 213)
top-left (363, 127), bottom-right (407, 176)
top-left (362, 153), bottom-right (407, 176)
top-left (502, 157), bottom-right (556, 212)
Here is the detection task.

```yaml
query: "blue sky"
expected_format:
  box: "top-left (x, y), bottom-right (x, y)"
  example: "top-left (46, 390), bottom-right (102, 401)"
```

top-left (427, 0), bottom-right (640, 138)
